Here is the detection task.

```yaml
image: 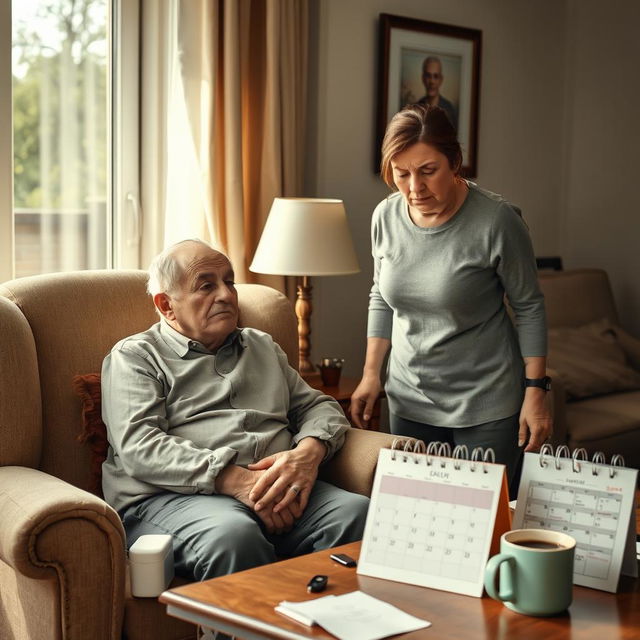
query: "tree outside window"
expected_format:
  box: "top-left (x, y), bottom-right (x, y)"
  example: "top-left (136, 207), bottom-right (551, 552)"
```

top-left (12, 0), bottom-right (108, 276)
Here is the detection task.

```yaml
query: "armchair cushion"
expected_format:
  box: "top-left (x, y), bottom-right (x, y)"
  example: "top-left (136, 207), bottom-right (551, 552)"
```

top-left (547, 318), bottom-right (640, 399)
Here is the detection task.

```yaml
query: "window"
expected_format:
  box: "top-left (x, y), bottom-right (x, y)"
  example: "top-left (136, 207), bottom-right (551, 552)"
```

top-left (0, 0), bottom-right (140, 281)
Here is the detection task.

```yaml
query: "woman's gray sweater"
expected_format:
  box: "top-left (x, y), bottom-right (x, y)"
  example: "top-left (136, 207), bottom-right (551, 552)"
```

top-left (368, 184), bottom-right (546, 427)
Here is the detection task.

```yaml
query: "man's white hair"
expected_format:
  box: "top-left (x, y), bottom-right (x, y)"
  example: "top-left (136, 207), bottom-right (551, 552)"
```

top-left (147, 238), bottom-right (221, 297)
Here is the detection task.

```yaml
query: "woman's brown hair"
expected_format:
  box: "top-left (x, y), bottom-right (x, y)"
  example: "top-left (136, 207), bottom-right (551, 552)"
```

top-left (380, 103), bottom-right (462, 188)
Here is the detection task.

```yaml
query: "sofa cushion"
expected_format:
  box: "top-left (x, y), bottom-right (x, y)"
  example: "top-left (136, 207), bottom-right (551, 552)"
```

top-left (73, 373), bottom-right (107, 497)
top-left (565, 391), bottom-right (640, 440)
top-left (613, 324), bottom-right (640, 370)
top-left (547, 319), bottom-right (640, 400)
top-left (564, 391), bottom-right (640, 470)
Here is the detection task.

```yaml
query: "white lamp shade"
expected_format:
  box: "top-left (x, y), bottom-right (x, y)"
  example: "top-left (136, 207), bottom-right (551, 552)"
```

top-left (249, 198), bottom-right (360, 276)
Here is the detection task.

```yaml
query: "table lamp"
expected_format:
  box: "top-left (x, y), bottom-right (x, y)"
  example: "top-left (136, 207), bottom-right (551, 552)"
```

top-left (249, 197), bottom-right (359, 379)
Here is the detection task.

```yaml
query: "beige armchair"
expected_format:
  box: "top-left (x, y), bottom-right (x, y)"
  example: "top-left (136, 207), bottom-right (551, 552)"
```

top-left (0, 271), bottom-right (401, 640)
top-left (539, 268), bottom-right (640, 469)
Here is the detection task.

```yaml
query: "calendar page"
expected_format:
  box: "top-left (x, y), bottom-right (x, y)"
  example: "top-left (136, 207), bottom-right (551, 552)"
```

top-left (358, 447), bottom-right (510, 597)
top-left (513, 449), bottom-right (638, 593)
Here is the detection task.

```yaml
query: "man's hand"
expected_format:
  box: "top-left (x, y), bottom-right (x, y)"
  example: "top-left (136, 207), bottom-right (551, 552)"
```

top-left (248, 437), bottom-right (326, 514)
top-left (519, 388), bottom-right (553, 452)
top-left (215, 465), bottom-right (298, 534)
top-left (255, 495), bottom-right (298, 534)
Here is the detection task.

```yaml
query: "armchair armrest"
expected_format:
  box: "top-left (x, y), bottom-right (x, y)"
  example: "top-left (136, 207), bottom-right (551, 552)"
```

top-left (319, 428), bottom-right (418, 497)
top-left (0, 466), bottom-right (126, 639)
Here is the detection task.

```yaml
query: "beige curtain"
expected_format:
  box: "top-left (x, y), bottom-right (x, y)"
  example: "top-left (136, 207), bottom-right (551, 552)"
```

top-left (140, 0), bottom-right (210, 266)
top-left (143, 0), bottom-right (308, 288)
top-left (140, 0), bottom-right (171, 269)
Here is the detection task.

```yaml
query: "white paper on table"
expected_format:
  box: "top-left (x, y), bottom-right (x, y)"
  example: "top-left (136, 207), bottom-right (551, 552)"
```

top-left (275, 594), bottom-right (336, 626)
top-left (275, 591), bottom-right (430, 640)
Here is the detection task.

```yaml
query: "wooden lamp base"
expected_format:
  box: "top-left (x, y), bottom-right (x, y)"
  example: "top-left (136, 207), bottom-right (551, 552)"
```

top-left (295, 275), bottom-right (321, 384)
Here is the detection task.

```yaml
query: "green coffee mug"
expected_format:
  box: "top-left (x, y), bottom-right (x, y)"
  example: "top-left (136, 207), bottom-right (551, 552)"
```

top-left (484, 529), bottom-right (576, 616)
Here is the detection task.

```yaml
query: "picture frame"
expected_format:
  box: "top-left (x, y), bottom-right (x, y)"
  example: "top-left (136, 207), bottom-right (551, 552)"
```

top-left (376, 14), bottom-right (482, 177)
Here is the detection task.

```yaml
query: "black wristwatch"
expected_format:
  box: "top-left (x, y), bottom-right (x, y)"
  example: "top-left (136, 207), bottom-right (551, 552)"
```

top-left (525, 376), bottom-right (552, 391)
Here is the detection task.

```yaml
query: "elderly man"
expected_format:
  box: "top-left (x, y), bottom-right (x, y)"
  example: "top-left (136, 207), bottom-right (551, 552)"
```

top-left (101, 239), bottom-right (368, 582)
top-left (418, 55), bottom-right (458, 131)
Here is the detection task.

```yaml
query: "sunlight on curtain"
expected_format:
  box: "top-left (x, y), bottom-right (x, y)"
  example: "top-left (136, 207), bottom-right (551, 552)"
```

top-left (163, 0), bottom-right (212, 246)
top-left (140, 0), bottom-right (308, 287)
top-left (140, 0), bottom-right (218, 267)
top-left (178, 0), bottom-right (308, 290)
top-left (12, 0), bottom-right (108, 277)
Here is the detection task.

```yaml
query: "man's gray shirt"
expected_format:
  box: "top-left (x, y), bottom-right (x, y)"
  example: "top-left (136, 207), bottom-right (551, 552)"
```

top-left (368, 184), bottom-right (546, 427)
top-left (101, 322), bottom-right (349, 513)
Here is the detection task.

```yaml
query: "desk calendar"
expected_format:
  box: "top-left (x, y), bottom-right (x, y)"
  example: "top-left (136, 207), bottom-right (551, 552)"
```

top-left (513, 445), bottom-right (638, 592)
top-left (358, 440), bottom-right (511, 597)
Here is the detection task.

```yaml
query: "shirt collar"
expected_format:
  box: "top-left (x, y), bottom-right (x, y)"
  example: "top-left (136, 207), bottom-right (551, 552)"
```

top-left (159, 320), bottom-right (243, 357)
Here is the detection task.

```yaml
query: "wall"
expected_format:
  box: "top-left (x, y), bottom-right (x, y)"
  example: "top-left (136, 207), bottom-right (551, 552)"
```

top-left (306, 0), bottom-right (568, 379)
top-left (561, 0), bottom-right (640, 334)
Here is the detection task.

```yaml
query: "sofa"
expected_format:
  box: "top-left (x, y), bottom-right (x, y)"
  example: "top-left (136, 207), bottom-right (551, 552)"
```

top-left (0, 270), bottom-right (404, 640)
top-left (538, 268), bottom-right (640, 470)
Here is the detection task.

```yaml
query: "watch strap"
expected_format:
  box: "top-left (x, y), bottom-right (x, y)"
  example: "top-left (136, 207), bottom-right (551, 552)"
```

top-left (525, 376), bottom-right (552, 391)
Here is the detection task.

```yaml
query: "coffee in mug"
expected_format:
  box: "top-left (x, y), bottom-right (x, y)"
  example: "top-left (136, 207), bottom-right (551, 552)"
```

top-left (484, 529), bottom-right (576, 616)
top-left (511, 539), bottom-right (567, 550)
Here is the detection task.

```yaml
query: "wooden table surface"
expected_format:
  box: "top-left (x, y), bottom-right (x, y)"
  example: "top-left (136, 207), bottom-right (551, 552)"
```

top-left (160, 539), bottom-right (640, 640)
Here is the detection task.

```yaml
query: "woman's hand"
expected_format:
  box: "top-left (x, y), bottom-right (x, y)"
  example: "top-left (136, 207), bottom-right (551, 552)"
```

top-left (519, 388), bottom-right (553, 452)
top-left (350, 374), bottom-right (383, 429)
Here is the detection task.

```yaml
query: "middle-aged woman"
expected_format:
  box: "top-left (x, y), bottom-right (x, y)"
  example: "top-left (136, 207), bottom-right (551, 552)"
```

top-left (350, 103), bottom-right (552, 489)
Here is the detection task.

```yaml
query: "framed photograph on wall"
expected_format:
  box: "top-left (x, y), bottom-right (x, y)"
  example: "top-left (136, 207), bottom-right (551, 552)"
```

top-left (376, 14), bottom-right (482, 177)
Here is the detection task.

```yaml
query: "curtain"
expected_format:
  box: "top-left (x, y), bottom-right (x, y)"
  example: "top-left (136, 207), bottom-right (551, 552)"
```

top-left (140, 0), bottom-right (308, 290)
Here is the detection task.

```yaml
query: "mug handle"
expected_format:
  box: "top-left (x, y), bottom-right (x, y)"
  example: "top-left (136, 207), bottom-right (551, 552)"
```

top-left (484, 554), bottom-right (516, 602)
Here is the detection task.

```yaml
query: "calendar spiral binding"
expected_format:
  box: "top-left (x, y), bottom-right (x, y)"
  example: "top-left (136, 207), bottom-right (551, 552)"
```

top-left (537, 443), bottom-right (627, 478)
top-left (389, 438), bottom-right (498, 474)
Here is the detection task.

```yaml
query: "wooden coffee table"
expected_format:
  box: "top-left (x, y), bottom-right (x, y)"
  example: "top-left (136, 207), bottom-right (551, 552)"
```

top-left (160, 540), bottom-right (640, 640)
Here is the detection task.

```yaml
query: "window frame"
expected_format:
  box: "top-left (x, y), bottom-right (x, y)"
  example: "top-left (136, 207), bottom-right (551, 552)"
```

top-left (0, 0), bottom-right (12, 280)
top-left (112, 0), bottom-right (141, 269)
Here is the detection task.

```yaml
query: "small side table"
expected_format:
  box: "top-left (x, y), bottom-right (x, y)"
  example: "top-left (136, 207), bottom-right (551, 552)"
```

top-left (308, 375), bottom-right (384, 431)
